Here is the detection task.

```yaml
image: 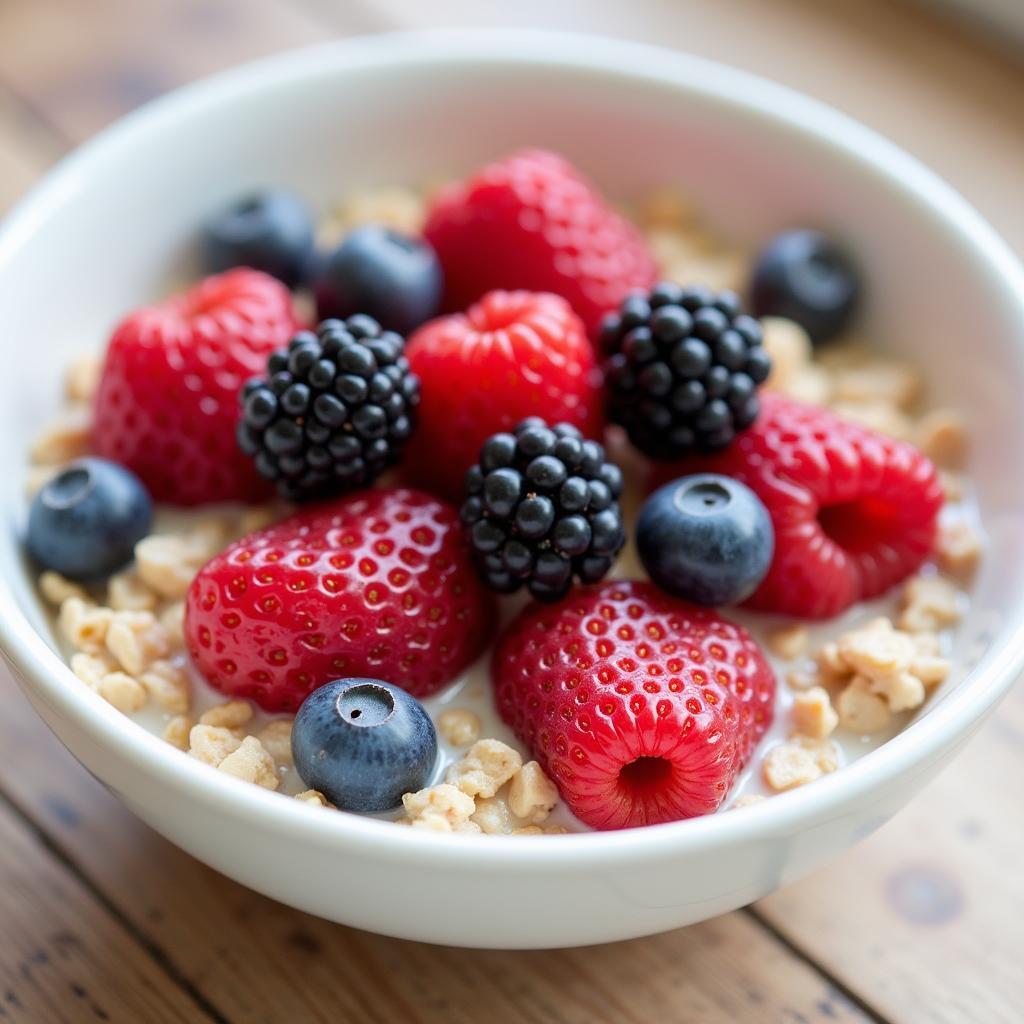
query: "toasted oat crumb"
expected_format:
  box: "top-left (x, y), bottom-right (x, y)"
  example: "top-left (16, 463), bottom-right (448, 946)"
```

top-left (257, 719), bottom-right (293, 765)
top-left (899, 575), bottom-right (961, 633)
top-left (188, 724), bottom-right (243, 767)
top-left (791, 686), bottom-right (839, 739)
top-left (295, 789), bottom-right (329, 807)
top-left (837, 618), bottom-right (916, 679)
top-left (104, 610), bottom-right (171, 676)
top-left (732, 794), bottom-right (767, 809)
top-left (763, 736), bottom-right (839, 791)
top-left (97, 672), bottom-right (147, 714)
top-left (199, 700), bottom-right (253, 730)
top-left (507, 761), bottom-right (558, 824)
top-left (837, 677), bottom-right (893, 733)
top-left (217, 736), bottom-right (279, 790)
top-left (445, 739), bottom-right (523, 799)
top-left (510, 825), bottom-right (545, 835)
top-left (159, 601), bottom-right (185, 645)
top-left (106, 571), bottom-right (157, 612)
top-left (635, 187), bottom-right (696, 228)
top-left (237, 505), bottom-right (281, 536)
top-left (830, 400), bottom-right (914, 441)
top-left (29, 407), bottom-right (91, 465)
top-left (936, 521), bottom-right (981, 580)
top-left (470, 796), bottom-right (515, 835)
top-left (59, 597), bottom-right (113, 652)
top-left (139, 660), bottom-right (191, 714)
top-left (70, 651), bottom-right (115, 688)
top-left (402, 783), bottom-right (478, 832)
top-left (436, 707), bottom-right (481, 747)
top-left (163, 715), bottom-right (192, 751)
top-left (786, 366), bottom-right (831, 405)
top-left (25, 464), bottom-right (59, 497)
top-left (940, 470), bottom-right (966, 503)
top-left (65, 352), bottom-right (101, 403)
top-left (39, 571), bottom-right (88, 606)
top-left (324, 187), bottom-right (425, 241)
top-left (767, 624), bottom-right (810, 661)
top-left (762, 317), bottom-right (813, 393)
top-left (135, 530), bottom-right (220, 600)
top-left (915, 408), bottom-right (967, 468)
top-left (829, 359), bottom-right (920, 410)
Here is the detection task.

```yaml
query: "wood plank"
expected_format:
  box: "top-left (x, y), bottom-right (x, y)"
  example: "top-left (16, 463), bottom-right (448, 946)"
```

top-left (754, 679), bottom-right (1024, 1024)
top-left (0, 792), bottom-right (208, 1024)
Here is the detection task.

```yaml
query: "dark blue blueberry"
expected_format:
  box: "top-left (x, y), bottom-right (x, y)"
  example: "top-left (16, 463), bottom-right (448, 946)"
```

top-left (750, 229), bottom-right (860, 345)
top-left (202, 190), bottom-right (314, 287)
top-left (27, 459), bottom-right (152, 581)
top-left (291, 678), bottom-right (437, 812)
top-left (636, 474), bottom-right (774, 606)
top-left (313, 225), bottom-right (442, 335)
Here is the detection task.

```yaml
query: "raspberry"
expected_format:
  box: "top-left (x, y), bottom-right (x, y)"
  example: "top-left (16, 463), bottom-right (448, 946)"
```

top-left (651, 394), bottom-right (944, 618)
top-left (185, 488), bottom-right (496, 712)
top-left (492, 581), bottom-right (775, 829)
top-left (424, 149), bottom-right (657, 338)
top-left (404, 290), bottom-right (603, 499)
top-left (94, 269), bottom-right (299, 505)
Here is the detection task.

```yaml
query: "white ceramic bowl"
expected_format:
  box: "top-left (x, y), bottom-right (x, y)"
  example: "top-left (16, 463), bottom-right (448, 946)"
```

top-left (1, 30), bottom-right (1023, 950)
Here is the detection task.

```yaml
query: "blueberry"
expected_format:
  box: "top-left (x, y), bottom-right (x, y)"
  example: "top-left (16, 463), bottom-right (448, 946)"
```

top-left (27, 458), bottom-right (152, 581)
top-left (313, 225), bottom-right (442, 335)
top-left (749, 229), bottom-right (860, 345)
top-left (636, 474), bottom-right (773, 606)
top-left (291, 678), bottom-right (437, 812)
top-left (202, 190), bottom-right (315, 288)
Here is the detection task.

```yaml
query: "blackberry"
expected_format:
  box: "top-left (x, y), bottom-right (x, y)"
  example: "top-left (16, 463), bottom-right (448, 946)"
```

top-left (601, 282), bottom-right (771, 459)
top-left (460, 419), bottom-right (626, 602)
top-left (237, 315), bottom-right (420, 500)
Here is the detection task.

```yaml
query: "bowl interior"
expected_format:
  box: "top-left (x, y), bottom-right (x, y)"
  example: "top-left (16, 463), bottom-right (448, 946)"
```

top-left (1, 34), bottom-right (1023, 842)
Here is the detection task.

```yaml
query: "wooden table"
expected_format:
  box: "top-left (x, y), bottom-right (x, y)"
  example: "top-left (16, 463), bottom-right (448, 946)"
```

top-left (1, 2), bottom-right (1021, 1021)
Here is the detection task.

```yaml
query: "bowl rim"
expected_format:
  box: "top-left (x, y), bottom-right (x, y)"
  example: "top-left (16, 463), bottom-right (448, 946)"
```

top-left (2, 28), bottom-right (1023, 869)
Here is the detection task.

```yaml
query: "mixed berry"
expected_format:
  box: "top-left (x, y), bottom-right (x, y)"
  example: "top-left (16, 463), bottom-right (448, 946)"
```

top-left (25, 148), bottom-right (977, 832)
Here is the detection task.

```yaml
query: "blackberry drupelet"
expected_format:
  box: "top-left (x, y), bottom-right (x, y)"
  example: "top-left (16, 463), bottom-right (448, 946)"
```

top-left (237, 316), bottom-right (420, 500)
top-left (460, 419), bottom-right (626, 601)
top-left (601, 282), bottom-right (771, 459)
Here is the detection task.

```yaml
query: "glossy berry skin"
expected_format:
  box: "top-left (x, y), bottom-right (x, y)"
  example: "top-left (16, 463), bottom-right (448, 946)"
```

top-left (313, 225), bottom-right (443, 336)
top-left (93, 269), bottom-right (299, 505)
top-left (602, 282), bottom-right (771, 459)
top-left (185, 488), bottom-right (496, 713)
top-left (424, 149), bottom-right (657, 338)
top-left (292, 678), bottom-right (437, 811)
top-left (404, 290), bottom-right (603, 500)
top-left (237, 316), bottom-right (420, 500)
top-left (637, 474), bottom-right (774, 607)
top-left (651, 394), bottom-right (944, 619)
top-left (27, 459), bottom-right (152, 581)
top-left (749, 230), bottom-right (860, 345)
top-left (493, 581), bottom-right (775, 830)
top-left (202, 190), bottom-right (315, 288)
top-left (461, 419), bottom-right (626, 601)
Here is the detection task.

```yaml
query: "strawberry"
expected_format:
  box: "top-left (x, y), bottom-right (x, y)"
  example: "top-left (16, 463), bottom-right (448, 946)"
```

top-left (403, 290), bottom-right (603, 499)
top-left (185, 488), bottom-right (496, 713)
top-left (93, 269), bottom-right (299, 505)
top-left (423, 149), bottom-right (657, 338)
top-left (651, 393), bottom-right (944, 618)
top-left (493, 581), bottom-right (775, 830)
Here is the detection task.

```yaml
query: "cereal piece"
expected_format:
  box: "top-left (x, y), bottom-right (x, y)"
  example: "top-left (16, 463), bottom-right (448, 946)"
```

top-left (791, 686), bottom-right (839, 739)
top-left (65, 352), bottom-right (102, 403)
top-left (910, 652), bottom-right (951, 688)
top-left (785, 366), bottom-right (831, 406)
top-left (159, 601), bottom-right (185, 646)
top-left (766, 624), bottom-right (810, 661)
top-left (470, 797), bottom-right (515, 835)
top-left (899, 575), bottom-right (961, 633)
top-left (39, 571), bottom-right (88, 606)
top-left (257, 719), bottom-right (293, 765)
top-left (402, 783), bottom-right (478, 833)
top-left (70, 651), bottom-right (116, 689)
top-left (295, 790), bottom-right (329, 807)
top-left (59, 597), bottom-right (113, 652)
top-left (507, 761), bottom-right (559, 824)
top-left (635, 188), bottom-right (696, 228)
top-left (445, 739), bottom-right (523, 799)
top-left (134, 534), bottom-right (204, 599)
top-left (107, 571), bottom-right (158, 612)
top-left (511, 825), bottom-right (545, 835)
top-left (815, 640), bottom-right (848, 681)
top-left (915, 408), bottom-right (967, 468)
top-left (732, 794), bottom-right (767, 809)
top-left (837, 618), bottom-right (916, 679)
top-left (199, 700), bottom-right (253, 730)
top-left (762, 317), bottom-right (812, 391)
top-left (763, 736), bottom-right (839, 791)
top-left (436, 707), bottom-right (481, 747)
top-left (25, 464), bottom-right (59, 497)
top-left (871, 671), bottom-right (926, 714)
top-left (936, 521), bottom-right (981, 580)
top-left (829, 359), bottom-right (920, 410)
top-left (188, 724), bottom-right (243, 766)
top-left (139, 660), bottom-right (191, 714)
top-left (104, 610), bottom-right (171, 675)
top-left (785, 669), bottom-right (821, 691)
top-left (830, 401), bottom-right (914, 441)
top-left (237, 505), bottom-right (281, 536)
top-left (217, 736), bottom-right (279, 790)
top-left (329, 187), bottom-right (425, 239)
top-left (163, 715), bottom-right (192, 751)
top-left (29, 406), bottom-right (91, 465)
top-left (186, 520), bottom-right (230, 560)
top-left (837, 677), bottom-right (892, 733)
top-left (97, 672), bottom-right (147, 714)
top-left (939, 470), bottom-right (965, 503)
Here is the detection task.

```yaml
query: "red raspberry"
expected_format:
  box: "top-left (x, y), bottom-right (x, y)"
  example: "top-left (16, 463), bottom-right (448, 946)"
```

top-left (424, 149), bottom-right (657, 338)
top-left (93, 269), bottom-right (299, 505)
top-left (651, 394), bottom-right (944, 618)
top-left (403, 290), bottom-right (603, 499)
top-left (185, 488), bottom-right (496, 713)
top-left (493, 581), bottom-right (775, 830)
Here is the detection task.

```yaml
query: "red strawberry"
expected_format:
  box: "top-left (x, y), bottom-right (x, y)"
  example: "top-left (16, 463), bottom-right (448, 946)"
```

top-left (651, 394), bottom-right (944, 618)
top-left (424, 149), bottom-right (657, 338)
top-left (185, 488), bottom-right (496, 713)
top-left (403, 289), bottom-right (603, 499)
top-left (93, 269), bottom-right (299, 505)
top-left (493, 581), bottom-right (775, 830)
